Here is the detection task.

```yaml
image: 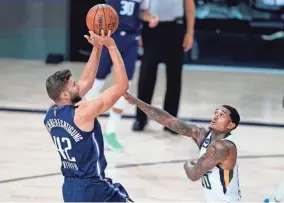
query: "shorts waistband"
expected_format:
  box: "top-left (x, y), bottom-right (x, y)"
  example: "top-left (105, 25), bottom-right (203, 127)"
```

top-left (64, 175), bottom-right (103, 183)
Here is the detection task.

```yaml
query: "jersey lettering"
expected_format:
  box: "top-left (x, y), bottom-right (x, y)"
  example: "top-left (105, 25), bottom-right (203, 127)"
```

top-left (120, 0), bottom-right (135, 16)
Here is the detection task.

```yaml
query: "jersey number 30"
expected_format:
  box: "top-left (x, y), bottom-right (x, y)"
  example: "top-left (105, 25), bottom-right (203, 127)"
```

top-left (202, 174), bottom-right (212, 190)
top-left (120, 0), bottom-right (135, 16)
top-left (53, 136), bottom-right (76, 162)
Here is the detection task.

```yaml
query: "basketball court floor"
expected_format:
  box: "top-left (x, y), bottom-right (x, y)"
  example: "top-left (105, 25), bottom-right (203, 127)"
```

top-left (0, 58), bottom-right (283, 202)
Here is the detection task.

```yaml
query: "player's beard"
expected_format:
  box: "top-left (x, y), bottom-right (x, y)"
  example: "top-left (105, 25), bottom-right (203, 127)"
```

top-left (71, 94), bottom-right (82, 104)
top-left (72, 96), bottom-right (82, 104)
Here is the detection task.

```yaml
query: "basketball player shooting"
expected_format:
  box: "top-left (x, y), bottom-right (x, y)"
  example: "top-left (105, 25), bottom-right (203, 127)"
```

top-left (84, 1), bottom-right (159, 152)
top-left (124, 92), bottom-right (241, 202)
top-left (44, 31), bottom-right (133, 202)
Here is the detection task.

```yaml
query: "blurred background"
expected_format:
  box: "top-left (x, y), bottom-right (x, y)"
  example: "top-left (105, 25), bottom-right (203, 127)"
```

top-left (0, 0), bottom-right (283, 67)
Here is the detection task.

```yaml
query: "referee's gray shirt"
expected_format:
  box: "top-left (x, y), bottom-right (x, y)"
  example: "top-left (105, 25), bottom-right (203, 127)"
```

top-left (148, 0), bottom-right (184, 22)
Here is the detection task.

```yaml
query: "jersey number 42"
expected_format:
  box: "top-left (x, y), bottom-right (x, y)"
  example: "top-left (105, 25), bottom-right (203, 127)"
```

top-left (52, 136), bottom-right (76, 162)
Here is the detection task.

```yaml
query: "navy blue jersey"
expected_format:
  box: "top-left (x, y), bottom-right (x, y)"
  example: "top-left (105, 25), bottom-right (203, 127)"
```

top-left (106, 0), bottom-right (145, 33)
top-left (44, 105), bottom-right (107, 179)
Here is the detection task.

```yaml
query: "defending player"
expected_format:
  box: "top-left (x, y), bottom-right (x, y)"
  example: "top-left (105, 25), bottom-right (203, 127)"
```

top-left (44, 31), bottom-right (132, 202)
top-left (124, 92), bottom-right (242, 202)
top-left (84, 0), bottom-right (159, 152)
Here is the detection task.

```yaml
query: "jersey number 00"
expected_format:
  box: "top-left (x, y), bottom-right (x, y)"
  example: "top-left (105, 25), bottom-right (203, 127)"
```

top-left (202, 174), bottom-right (212, 190)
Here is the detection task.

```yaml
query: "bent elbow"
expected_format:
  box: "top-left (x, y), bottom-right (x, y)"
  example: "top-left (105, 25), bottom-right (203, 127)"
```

top-left (185, 172), bottom-right (200, 181)
top-left (188, 175), bottom-right (200, 182)
top-left (120, 83), bottom-right (129, 94)
top-left (123, 82), bottom-right (129, 93)
top-left (184, 165), bottom-right (200, 182)
top-left (115, 83), bottom-right (129, 96)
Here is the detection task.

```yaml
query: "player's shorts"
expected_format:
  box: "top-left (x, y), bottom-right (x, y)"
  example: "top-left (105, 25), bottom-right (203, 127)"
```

top-left (62, 177), bottom-right (133, 202)
top-left (96, 30), bottom-right (139, 81)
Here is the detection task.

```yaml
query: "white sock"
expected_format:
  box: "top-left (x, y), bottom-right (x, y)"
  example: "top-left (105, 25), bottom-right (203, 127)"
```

top-left (273, 182), bottom-right (284, 202)
top-left (105, 81), bottom-right (131, 134)
top-left (105, 109), bottom-right (121, 134)
top-left (84, 79), bottom-right (105, 100)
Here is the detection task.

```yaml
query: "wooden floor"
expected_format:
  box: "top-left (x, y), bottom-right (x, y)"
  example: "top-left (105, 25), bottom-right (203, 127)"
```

top-left (0, 58), bottom-right (284, 202)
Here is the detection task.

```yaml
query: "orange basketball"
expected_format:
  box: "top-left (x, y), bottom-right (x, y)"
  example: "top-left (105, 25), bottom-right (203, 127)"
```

top-left (86, 4), bottom-right (119, 36)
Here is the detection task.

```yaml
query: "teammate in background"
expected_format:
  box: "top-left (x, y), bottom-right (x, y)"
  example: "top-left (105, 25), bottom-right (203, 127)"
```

top-left (84, 0), bottom-right (159, 152)
top-left (124, 92), bottom-right (242, 202)
top-left (44, 31), bottom-right (132, 202)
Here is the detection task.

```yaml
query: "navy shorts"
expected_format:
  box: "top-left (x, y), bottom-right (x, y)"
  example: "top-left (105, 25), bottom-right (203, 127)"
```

top-left (62, 177), bottom-right (133, 202)
top-left (96, 30), bottom-right (139, 81)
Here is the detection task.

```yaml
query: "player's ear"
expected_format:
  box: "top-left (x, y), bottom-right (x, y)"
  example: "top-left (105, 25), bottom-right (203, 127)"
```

top-left (228, 122), bottom-right (236, 130)
top-left (60, 91), bottom-right (69, 100)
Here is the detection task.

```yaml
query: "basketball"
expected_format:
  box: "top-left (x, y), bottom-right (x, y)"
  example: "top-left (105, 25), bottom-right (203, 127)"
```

top-left (86, 4), bottom-right (119, 36)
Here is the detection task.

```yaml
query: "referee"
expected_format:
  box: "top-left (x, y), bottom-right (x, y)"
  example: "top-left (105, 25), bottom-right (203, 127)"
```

top-left (132, 0), bottom-right (195, 133)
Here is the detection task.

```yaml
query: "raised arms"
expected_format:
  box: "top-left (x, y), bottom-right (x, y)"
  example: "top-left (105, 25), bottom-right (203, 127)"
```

top-left (184, 140), bottom-right (235, 181)
top-left (124, 93), bottom-right (207, 145)
top-left (75, 32), bottom-right (129, 130)
top-left (76, 31), bottom-right (103, 97)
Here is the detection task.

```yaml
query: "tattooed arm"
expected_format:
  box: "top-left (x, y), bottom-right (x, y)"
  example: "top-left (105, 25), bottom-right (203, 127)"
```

top-left (124, 93), bottom-right (207, 146)
top-left (184, 140), bottom-right (235, 181)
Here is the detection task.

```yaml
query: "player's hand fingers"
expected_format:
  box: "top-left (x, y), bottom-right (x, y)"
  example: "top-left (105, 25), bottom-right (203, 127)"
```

top-left (88, 31), bottom-right (96, 41)
top-left (123, 92), bottom-right (134, 104)
top-left (101, 30), bottom-right (105, 37)
top-left (107, 30), bottom-right (111, 37)
top-left (84, 35), bottom-right (92, 43)
top-left (84, 35), bottom-right (89, 40)
top-left (89, 31), bottom-right (95, 37)
top-left (123, 92), bottom-right (129, 99)
top-left (183, 40), bottom-right (190, 52)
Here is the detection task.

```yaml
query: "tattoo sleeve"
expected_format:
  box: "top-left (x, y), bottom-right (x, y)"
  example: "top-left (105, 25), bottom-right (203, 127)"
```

top-left (133, 97), bottom-right (207, 145)
top-left (184, 140), bottom-right (231, 181)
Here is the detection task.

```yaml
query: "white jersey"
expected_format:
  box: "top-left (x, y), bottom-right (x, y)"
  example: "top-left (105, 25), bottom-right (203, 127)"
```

top-left (199, 131), bottom-right (241, 202)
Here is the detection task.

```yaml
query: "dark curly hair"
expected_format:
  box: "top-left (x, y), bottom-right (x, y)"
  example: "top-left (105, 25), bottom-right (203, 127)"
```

top-left (222, 105), bottom-right (240, 130)
top-left (46, 69), bottom-right (72, 101)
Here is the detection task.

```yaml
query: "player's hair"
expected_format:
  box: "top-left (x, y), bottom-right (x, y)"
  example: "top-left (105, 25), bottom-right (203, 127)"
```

top-left (46, 69), bottom-right (72, 101)
top-left (222, 105), bottom-right (240, 130)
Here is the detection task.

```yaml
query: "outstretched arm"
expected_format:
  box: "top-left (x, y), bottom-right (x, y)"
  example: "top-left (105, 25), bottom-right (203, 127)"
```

top-left (184, 140), bottom-right (233, 181)
top-left (76, 32), bottom-right (129, 121)
top-left (124, 93), bottom-right (207, 145)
